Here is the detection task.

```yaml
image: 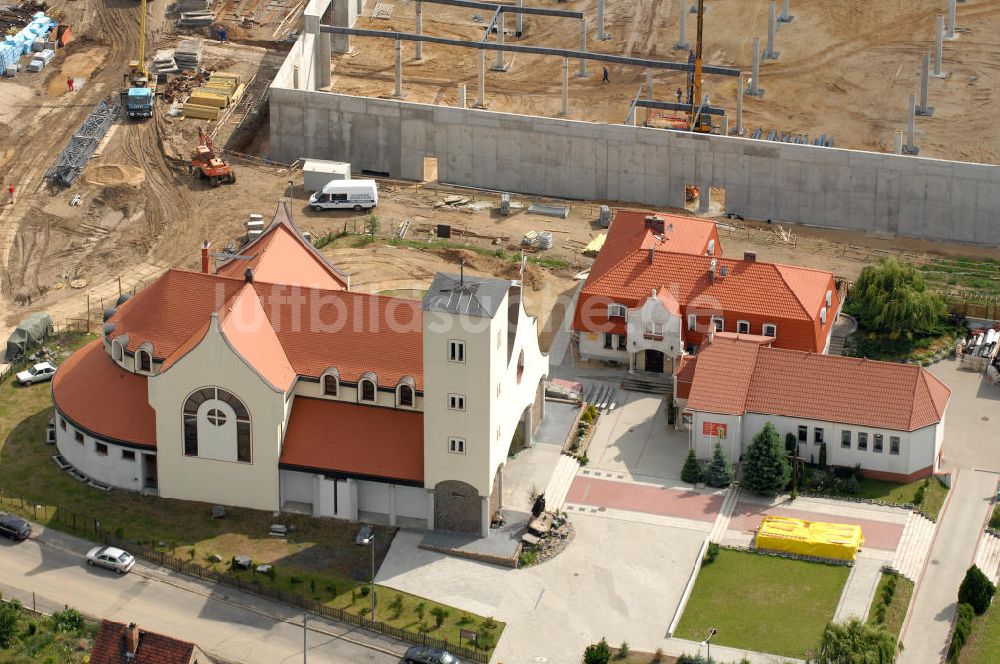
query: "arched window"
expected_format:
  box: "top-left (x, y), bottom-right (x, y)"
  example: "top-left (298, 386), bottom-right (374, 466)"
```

top-left (396, 376), bottom-right (415, 408)
top-left (136, 349), bottom-right (152, 373)
top-left (360, 379), bottom-right (376, 402)
top-left (322, 368), bottom-right (340, 396)
top-left (111, 339), bottom-right (124, 361)
top-left (183, 387), bottom-right (251, 463)
top-left (399, 384), bottom-right (414, 407)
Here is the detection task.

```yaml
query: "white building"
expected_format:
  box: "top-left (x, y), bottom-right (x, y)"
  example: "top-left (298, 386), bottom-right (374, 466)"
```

top-left (676, 334), bottom-right (951, 482)
top-left (51, 204), bottom-right (548, 536)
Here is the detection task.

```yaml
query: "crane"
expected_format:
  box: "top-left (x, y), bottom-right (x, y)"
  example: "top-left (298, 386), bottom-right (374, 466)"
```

top-left (687, 0), bottom-right (712, 133)
top-left (122, 0), bottom-right (156, 119)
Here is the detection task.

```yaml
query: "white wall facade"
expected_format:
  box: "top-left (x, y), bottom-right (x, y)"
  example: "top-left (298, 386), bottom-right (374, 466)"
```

top-left (690, 411), bottom-right (744, 464)
top-left (53, 416), bottom-right (149, 492)
top-left (279, 470), bottom-right (428, 524)
top-left (579, 331), bottom-right (629, 363)
top-left (626, 296), bottom-right (683, 367)
top-left (147, 317), bottom-right (287, 512)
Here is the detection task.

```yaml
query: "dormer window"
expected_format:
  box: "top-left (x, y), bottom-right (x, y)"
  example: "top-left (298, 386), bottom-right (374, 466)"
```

top-left (763, 323), bottom-right (777, 337)
top-left (111, 339), bottom-right (124, 361)
top-left (707, 239), bottom-right (715, 256)
top-left (396, 376), bottom-right (416, 408)
top-left (712, 317), bottom-right (724, 332)
top-left (687, 314), bottom-right (697, 331)
top-left (826, 290), bottom-right (833, 307)
top-left (737, 320), bottom-right (750, 334)
top-left (321, 368), bottom-right (340, 396)
top-left (608, 303), bottom-right (627, 319)
top-left (360, 379), bottom-right (376, 402)
top-left (136, 349), bottom-right (152, 373)
top-left (820, 307), bottom-right (828, 324)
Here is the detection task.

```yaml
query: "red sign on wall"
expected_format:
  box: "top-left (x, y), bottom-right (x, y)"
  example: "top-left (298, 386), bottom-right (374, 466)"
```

top-left (702, 422), bottom-right (728, 439)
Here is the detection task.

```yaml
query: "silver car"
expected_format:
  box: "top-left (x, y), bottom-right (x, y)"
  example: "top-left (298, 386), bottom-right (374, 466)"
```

top-left (85, 546), bottom-right (136, 574)
top-left (16, 362), bottom-right (56, 385)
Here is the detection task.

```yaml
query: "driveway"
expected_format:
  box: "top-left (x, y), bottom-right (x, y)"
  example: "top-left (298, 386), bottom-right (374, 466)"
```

top-left (929, 359), bottom-right (1000, 472)
top-left (585, 391), bottom-right (690, 481)
top-left (377, 514), bottom-right (706, 664)
top-left (0, 525), bottom-right (404, 664)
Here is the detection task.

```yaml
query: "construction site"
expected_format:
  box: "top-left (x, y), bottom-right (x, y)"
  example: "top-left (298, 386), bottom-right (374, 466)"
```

top-left (0, 0), bottom-right (999, 342)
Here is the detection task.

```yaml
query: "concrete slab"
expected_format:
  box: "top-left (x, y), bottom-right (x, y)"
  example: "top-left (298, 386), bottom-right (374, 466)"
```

top-left (535, 401), bottom-right (579, 445)
top-left (928, 358), bottom-right (1000, 472)
top-left (376, 514), bottom-right (706, 663)
top-left (502, 441), bottom-right (563, 511)
top-left (584, 391), bottom-right (690, 481)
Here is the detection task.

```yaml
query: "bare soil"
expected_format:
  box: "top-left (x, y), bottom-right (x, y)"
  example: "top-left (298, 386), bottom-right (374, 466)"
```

top-left (330, 0), bottom-right (1000, 163)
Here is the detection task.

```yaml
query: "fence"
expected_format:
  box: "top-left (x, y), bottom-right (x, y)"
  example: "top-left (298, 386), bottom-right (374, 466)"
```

top-left (0, 491), bottom-right (491, 663)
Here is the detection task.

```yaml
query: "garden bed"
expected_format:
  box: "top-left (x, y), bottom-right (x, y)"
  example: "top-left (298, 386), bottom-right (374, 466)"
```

top-left (805, 474), bottom-right (948, 521)
top-left (866, 570), bottom-right (913, 643)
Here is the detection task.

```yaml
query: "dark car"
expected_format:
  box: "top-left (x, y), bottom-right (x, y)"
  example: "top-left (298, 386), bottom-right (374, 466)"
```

top-left (403, 646), bottom-right (460, 664)
top-left (0, 516), bottom-right (31, 542)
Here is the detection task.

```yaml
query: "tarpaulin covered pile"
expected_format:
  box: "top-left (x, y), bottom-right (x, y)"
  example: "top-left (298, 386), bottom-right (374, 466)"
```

top-left (755, 515), bottom-right (864, 561)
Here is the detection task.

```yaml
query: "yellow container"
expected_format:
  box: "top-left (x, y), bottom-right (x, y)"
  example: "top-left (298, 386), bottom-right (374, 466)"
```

top-left (755, 515), bottom-right (864, 561)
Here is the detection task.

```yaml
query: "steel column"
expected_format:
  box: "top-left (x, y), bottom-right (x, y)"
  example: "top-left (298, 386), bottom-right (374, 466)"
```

top-left (577, 19), bottom-right (587, 77)
top-left (415, 1), bottom-right (423, 59)
top-left (916, 52), bottom-right (933, 116)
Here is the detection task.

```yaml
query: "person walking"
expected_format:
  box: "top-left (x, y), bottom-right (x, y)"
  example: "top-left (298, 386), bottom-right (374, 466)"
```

top-left (7, 184), bottom-right (15, 205)
top-left (676, 87), bottom-right (683, 104)
top-left (602, 66), bottom-right (610, 84)
top-left (66, 76), bottom-right (74, 92)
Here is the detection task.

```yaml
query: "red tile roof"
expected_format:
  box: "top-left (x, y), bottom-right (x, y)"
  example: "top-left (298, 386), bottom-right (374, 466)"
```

top-left (674, 354), bottom-right (698, 400)
top-left (91, 620), bottom-right (196, 664)
top-left (573, 210), bottom-right (839, 353)
top-left (52, 340), bottom-right (156, 447)
top-left (685, 338), bottom-right (951, 431)
top-left (216, 202), bottom-right (348, 290)
top-left (106, 271), bottom-right (424, 389)
top-left (219, 284), bottom-right (296, 391)
top-left (280, 397), bottom-right (424, 483)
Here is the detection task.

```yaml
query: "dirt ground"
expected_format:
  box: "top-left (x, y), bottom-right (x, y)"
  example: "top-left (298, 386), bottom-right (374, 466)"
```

top-left (331, 0), bottom-right (1000, 162)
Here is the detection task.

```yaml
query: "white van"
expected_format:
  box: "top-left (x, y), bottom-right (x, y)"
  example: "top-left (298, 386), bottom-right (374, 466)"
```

top-left (308, 179), bottom-right (378, 211)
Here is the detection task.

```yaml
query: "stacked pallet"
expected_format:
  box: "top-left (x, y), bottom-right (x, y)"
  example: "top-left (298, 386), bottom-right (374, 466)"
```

top-left (173, 39), bottom-right (203, 70)
top-left (182, 72), bottom-right (245, 119)
top-left (176, 11), bottom-right (213, 27)
top-left (180, 103), bottom-right (219, 120)
top-left (151, 49), bottom-right (178, 75)
top-left (173, 0), bottom-right (212, 11)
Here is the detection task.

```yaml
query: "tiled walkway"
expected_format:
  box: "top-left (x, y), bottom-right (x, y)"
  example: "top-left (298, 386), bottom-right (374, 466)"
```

top-left (566, 475), bottom-right (724, 523)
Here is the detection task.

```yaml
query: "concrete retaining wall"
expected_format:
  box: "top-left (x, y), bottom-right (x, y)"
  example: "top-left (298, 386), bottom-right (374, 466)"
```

top-left (269, 35), bottom-right (1000, 246)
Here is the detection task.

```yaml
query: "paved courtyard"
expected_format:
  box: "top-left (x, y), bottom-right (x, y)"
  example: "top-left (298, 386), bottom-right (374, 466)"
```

top-left (377, 514), bottom-right (706, 664)
top-left (583, 390), bottom-right (690, 482)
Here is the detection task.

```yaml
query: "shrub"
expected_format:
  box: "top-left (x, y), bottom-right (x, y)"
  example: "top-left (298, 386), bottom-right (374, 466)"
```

top-left (617, 641), bottom-right (630, 659)
top-left (289, 576), bottom-right (303, 586)
top-left (482, 616), bottom-right (498, 629)
top-left (579, 454), bottom-right (590, 466)
top-left (651, 647), bottom-right (665, 663)
top-left (704, 442), bottom-right (733, 488)
top-left (325, 583), bottom-right (337, 596)
top-left (913, 480), bottom-right (927, 506)
top-left (843, 475), bottom-right (861, 495)
top-left (0, 598), bottom-right (20, 648)
top-left (51, 607), bottom-right (85, 633)
top-left (703, 542), bottom-right (720, 565)
top-left (681, 449), bottom-right (703, 484)
top-left (583, 638), bottom-right (612, 664)
top-left (359, 585), bottom-right (370, 597)
top-left (586, 405), bottom-right (598, 421)
top-left (818, 442), bottom-right (827, 469)
top-left (389, 594), bottom-right (404, 619)
top-left (991, 503), bottom-right (1000, 530)
top-left (948, 602), bottom-right (975, 660)
top-left (415, 602), bottom-right (426, 621)
top-left (114, 527), bottom-right (125, 539)
top-left (519, 547), bottom-right (539, 567)
top-left (816, 619), bottom-right (895, 663)
top-left (958, 564), bottom-right (996, 615)
top-left (785, 432), bottom-right (797, 456)
top-left (581, 408), bottom-right (593, 424)
top-left (430, 606), bottom-right (449, 628)
top-left (742, 422), bottom-right (791, 494)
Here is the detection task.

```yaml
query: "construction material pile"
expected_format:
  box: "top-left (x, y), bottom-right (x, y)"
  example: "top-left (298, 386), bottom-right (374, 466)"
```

top-left (45, 99), bottom-right (120, 186)
top-left (159, 68), bottom-right (209, 102)
top-left (173, 38), bottom-right (203, 70)
top-left (172, 0), bottom-right (212, 11)
top-left (176, 8), bottom-right (214, 27)
top-left (521, 230), bottom-right (554, 250)
top-left (0, 10), bottom-right (55, 73)
top-left (182, 71), bottom-right (245, 120)
top-left (151, 49), bottom-right (178, 75)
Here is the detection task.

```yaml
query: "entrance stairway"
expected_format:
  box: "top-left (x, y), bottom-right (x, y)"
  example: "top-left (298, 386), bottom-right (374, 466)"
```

top-left (621, 373), bottom-right (673, 395)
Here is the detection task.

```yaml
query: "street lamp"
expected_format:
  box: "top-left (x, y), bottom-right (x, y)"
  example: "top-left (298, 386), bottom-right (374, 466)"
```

top-left (700, 627), bottom-right (717, 663)
top-left (302, 613), bottom-right (308, 664)
top-left (360, 527), bottom-right (376, 620)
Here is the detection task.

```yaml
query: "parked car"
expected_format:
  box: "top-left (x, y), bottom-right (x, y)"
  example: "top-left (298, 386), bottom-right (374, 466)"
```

top-left (85, 546), bottom-right (136, 574)
top-left (0, 515), bottom-right (31, 541)
top-left (403, 646), bottom-right (461, 664)
top-left (16, 361), bottom-right (56, 385)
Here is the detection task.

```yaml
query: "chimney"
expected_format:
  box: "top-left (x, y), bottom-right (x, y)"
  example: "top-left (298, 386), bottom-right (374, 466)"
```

top-left (709, 258), bottom-right (717, 283)
top-left (744, 251), bottom-right (757, 263)
top-left (244, 268), bottom-right (254, 284)
top-left (643, 215), bottom-right (665, 235)
top-left (707, 329), bottom-right (715, 345)
top-left (647, 247), bottom-right (654, 265)
top-left (126, 623), bottom-right (140, 656)
top-left (201, 241), bottom-right (211, 274)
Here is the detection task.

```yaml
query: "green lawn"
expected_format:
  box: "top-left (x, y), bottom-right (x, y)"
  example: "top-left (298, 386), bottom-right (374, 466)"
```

top-left (0, 332), bottom-right (502, 657)
top-left (811, 475), bottom-right (949, 521)
top-left (866, 571), bottom-right (913, 644)
top-left (959, 599), bottom-right (1000, 664)
top-left (675, 549), bottom-right (850, 659)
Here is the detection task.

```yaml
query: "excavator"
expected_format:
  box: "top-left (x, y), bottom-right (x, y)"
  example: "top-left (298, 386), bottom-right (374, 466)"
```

top-left (121, 0), bottom-right (156, 119)
top-left (189, 127), bottom-right (236, 187)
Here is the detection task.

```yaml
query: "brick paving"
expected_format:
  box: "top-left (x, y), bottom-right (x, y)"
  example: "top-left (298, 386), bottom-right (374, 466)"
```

top-left (566, 476), bottom-right (724, 523)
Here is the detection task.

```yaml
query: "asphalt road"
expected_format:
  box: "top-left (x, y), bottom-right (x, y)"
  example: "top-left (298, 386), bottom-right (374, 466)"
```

top-left (0, 523), bottom-right (407, 664)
